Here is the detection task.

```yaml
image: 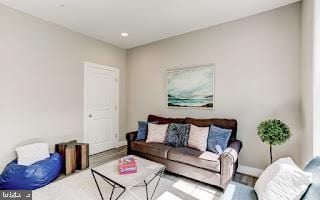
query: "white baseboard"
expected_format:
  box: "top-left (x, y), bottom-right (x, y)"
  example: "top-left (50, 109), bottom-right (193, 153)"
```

top-left (117, 140), bottom-right (127, 148)
top-left (237, 165), bottom-right (263, 177)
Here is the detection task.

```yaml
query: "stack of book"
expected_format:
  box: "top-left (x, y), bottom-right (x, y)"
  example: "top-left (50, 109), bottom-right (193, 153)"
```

top-left (118, 155), bottom-right (137, 175)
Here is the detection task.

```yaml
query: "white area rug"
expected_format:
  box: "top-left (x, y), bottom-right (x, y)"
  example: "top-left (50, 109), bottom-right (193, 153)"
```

top-left (33, 170), bottom-right (222, 200)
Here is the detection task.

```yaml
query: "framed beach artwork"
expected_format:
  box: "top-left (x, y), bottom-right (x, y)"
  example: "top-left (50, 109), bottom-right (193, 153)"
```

top-left (167, 65), bottom-right (214, 109)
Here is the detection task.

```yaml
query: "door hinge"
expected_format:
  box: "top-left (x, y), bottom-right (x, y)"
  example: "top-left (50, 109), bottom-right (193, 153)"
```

top-left (115, 106), bottom-right (118, 110)
top-left (115, 78), bottom-right (117, 82)
top-left (115, 133), bottom-right (118, 138)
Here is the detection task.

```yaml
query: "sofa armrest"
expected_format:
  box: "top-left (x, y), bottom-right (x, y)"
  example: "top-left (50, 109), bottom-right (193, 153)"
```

top-left (126, 131), bottom-right (138, 142)
top-left (222, 140), bottom-right (242, 163)
top-left (126, 131), bottom-right (138, 155)
top-left (220, 140), bottom-right (242, 189)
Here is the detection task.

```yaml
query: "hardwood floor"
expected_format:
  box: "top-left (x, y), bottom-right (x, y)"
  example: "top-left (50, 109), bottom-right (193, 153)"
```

top-left (89, 146), bottom-right (127, 167)
top-left (233, 172), bottom-right (258, 187)
top-left (88, 146), bottom-right (258, 187)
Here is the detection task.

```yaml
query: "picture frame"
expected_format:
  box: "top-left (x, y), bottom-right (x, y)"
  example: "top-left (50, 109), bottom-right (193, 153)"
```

top-left (166, 65), bottom-right (214, 109)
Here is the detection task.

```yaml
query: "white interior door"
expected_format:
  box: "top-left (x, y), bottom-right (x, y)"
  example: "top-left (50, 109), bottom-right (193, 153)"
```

top-left (84, 62), bottom-right (119, 155)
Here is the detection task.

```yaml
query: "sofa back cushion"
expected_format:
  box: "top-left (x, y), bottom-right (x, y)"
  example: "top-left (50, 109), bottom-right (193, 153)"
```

top-left (185, 117), bottom-right (237, 141)
top-left (148, 115), bottom-right (185, 124)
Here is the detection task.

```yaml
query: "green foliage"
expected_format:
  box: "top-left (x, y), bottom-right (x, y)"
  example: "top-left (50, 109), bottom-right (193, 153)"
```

top-left (257, 119), bottom-right (291, 145)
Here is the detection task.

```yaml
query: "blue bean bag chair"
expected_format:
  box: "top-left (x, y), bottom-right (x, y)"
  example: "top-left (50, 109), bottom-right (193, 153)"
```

top-left (0, 153), bottom-right (63, 190)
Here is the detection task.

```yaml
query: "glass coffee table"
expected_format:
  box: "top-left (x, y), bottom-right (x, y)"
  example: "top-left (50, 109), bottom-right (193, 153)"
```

top-left (91, 156), bottom-right (165, 200)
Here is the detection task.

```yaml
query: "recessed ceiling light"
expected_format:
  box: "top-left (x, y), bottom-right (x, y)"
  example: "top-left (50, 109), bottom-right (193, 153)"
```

top-left (121, 33), bottom-right (128, 37)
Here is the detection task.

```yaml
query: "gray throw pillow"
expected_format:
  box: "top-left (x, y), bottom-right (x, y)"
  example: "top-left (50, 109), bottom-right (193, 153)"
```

top-left (165, 123), bottom-right (191, 147)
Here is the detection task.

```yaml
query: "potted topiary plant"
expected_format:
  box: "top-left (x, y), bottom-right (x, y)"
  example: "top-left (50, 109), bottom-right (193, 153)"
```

top-left (257, 119), bottom-right (291, 164)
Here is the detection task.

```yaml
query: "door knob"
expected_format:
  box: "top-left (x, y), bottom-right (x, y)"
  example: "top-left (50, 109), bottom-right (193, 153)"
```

top-left (88, 114), bottom-right (92, 118)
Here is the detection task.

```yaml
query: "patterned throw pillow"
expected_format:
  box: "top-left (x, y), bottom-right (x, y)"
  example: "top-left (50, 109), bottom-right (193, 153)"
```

top-left (165, 123), bottom-right (191, 147)
top-left (207, 125), bottom-right (232, 154)
top-left (146, 124), bottom-right (169, 143)
top-left (188, 125), bottom-right (209, 151)
top-left (136, 121), bottom-right (158, 140)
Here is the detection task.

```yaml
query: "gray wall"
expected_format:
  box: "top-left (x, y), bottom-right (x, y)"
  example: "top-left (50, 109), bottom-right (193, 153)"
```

top-left (0, 4), bottom-right (127, 170)
top-left (0, 2), bottom-right (305, 171)
top-left (127, 3), bottom-right (302, 169)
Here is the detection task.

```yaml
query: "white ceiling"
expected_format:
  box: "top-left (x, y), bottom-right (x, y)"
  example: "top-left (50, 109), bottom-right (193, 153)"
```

top-left (0, 0), bottom-right (300, 49)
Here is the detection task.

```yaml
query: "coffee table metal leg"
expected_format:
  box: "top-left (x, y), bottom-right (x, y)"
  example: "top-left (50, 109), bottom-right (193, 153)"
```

top-left (138, 169), bottom-right (164, 200)
top-left (143, 180), bottom-right (149, 200)
top-left (150, 169), bottom-right (164, 200)
top-left (108, 185), bottom-right (126, 200)
top-left (91, 170), bottom-right (105, 200)
top-left (91, 168), bottom-right (165, 200)
top-left (110, 184), bottom-right (115, 200)
top-left (114, 188), bottom-right (126, 200)
top-left (91, 169), bottom-right (126, 200)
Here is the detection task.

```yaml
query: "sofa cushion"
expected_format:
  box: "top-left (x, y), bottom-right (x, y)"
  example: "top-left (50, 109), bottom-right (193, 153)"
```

top-left (131, 141), bottom-right (172, 159)
top-left (165, 123), bottom-right (191, 147)
top-left (148, 115), bottom-right (185, 124)
top-left (167, 147), bottom-right (220, 172)
top-left (185, 117), bottom-right (237, 141)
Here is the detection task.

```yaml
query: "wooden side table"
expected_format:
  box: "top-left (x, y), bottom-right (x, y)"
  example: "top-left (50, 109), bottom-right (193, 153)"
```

top-left (76, 143), bottom-right (89, 170)
top-left (55, 141), bottom-right (89, 175)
